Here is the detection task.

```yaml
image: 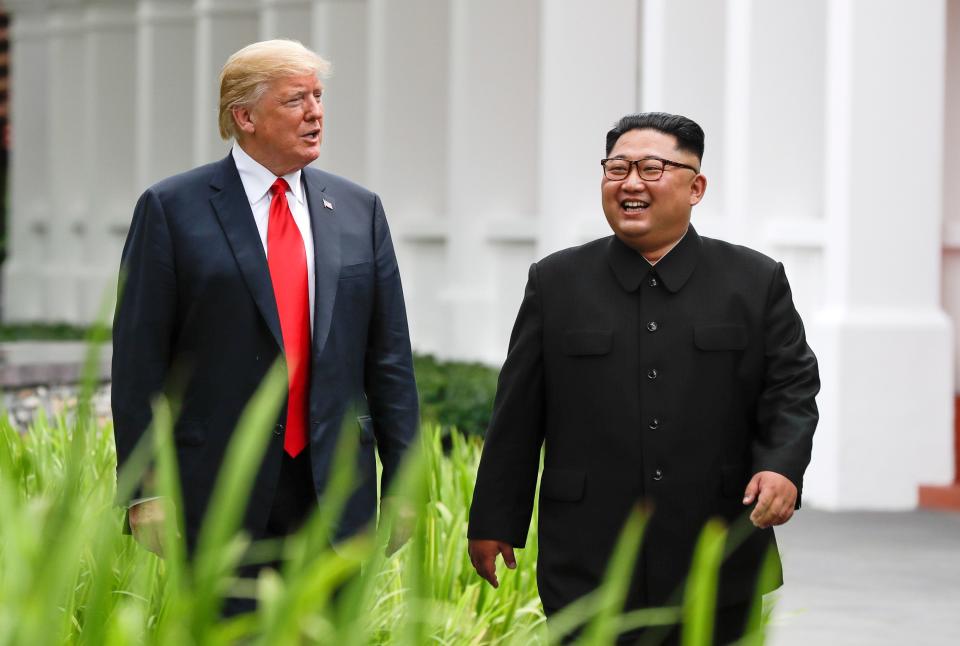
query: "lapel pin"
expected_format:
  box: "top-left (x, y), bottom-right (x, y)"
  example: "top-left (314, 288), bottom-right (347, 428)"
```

top-left (323, 198), bottom-right (333, 210)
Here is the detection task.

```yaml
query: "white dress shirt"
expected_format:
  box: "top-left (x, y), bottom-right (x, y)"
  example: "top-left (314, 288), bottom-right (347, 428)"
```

top-left (232, 142), bottom-right (315, 332)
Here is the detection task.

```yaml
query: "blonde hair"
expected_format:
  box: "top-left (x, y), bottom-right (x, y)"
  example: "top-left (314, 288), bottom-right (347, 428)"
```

top-left (218, 39), bottom-right (331, 140)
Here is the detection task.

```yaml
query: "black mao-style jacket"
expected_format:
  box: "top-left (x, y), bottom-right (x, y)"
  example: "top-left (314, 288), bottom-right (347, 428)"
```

top-left (468, 226), bottom-right (819, 612)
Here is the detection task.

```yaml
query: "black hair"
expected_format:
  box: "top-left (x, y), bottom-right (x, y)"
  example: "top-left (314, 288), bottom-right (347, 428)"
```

top-left (605, 112), bottom-right (705, 161)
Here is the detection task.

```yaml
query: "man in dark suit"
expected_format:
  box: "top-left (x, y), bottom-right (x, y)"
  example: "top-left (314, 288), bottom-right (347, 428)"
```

top-left (467, 112), bottom-right (819, 644)
top-left (111, 40), bottom-right (418, 599)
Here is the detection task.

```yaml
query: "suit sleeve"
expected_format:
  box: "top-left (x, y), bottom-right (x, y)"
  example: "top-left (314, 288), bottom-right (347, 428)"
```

top-left (363, 194), bottom-right (419, 494)
top-left (753, 262), bottom-right (820, 506)
top-left (111, 188), bottom-right (178, 497)
top-left (468, 263), bottom-right (546, 548)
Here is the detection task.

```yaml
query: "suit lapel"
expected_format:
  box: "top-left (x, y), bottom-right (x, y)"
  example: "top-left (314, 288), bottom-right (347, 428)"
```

top-left (303, 169), bottom-right (341, 355)
top-left (209, 154), bottom-right (285, 352)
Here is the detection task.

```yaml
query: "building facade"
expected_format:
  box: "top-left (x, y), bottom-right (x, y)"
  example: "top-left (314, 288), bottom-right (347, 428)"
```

top-left (4, 0), bottom-right (958, 510)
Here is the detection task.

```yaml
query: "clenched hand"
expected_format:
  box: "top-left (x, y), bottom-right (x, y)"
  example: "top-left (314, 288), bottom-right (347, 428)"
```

top-left (742, 470), bottom-right (797, 528)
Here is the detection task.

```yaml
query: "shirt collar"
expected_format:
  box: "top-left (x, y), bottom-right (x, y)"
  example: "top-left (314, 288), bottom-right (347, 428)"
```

top-left (607, 224), bottom-right (701, 293)
top-left (231, 141), bottom-right (306, 206)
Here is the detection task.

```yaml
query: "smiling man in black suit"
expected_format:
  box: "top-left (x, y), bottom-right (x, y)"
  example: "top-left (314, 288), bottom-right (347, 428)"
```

top-left (112, 39), bottom-right (418, 612)
top-left (468, 112), bottom-right (819, 644)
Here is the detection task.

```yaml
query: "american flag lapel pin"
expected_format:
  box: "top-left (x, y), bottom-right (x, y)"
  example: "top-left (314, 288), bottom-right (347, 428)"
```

top-left (323, 198), bottom-right (333, 210)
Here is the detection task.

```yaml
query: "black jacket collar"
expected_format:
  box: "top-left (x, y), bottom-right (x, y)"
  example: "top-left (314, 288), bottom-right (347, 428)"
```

top-left (607, 225), bottom-right (701, 293)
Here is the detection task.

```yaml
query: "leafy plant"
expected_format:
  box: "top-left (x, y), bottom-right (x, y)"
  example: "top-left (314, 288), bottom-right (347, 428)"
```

top-left (0, 335), bottom-right (772, 644)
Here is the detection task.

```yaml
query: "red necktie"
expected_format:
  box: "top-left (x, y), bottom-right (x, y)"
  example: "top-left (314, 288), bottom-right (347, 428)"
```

top-left (267, 178), bottom-right (310, 457)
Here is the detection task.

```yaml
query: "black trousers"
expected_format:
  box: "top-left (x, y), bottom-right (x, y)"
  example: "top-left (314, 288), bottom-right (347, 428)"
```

top-left (222, 450), bottom-right (316, 616)
top-left (550, 598), bottom-right (760, 646)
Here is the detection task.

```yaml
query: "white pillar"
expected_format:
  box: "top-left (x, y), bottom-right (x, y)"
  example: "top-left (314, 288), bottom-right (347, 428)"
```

top-left (44, 0), bottom-right (92, 323)
top-left (193, 0), bottom-right (259, 165)
top-left (942, 0), bottom-right (960, 392)
top-left (640, 0), bottom-right (728, 232)
top-left (366, 0), bottom-right (451, 356)
top-left (310, 0), bottom-right (369, 183)
top-left (135, 0), bottom-right (196, 187)
top-left (83, 0), bottom-right (138, 321)
top-left (538, 0), bottom-right (639, 256)
top-left (808, 0), bottom-right (953, 509)
top-left (259, 0), bottom-right (310, 42)
top-left (720, 0), bottom-right (828, 322)
top-left (442, 0), bottom-right (540, 363)
top-left (3, 0), bottom-right (53, 322)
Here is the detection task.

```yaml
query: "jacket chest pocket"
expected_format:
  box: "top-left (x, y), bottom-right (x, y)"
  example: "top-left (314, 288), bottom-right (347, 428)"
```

top-left (694, 324), bottom-right (747, 351)
top-left (562, 330), bottom-right (612, 356)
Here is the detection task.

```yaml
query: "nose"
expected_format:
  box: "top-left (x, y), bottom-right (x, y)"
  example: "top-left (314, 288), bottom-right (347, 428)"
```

top-left (304, 94), bottom-right (323, 121)
top-left (623, 163), bottom-right (646, 189)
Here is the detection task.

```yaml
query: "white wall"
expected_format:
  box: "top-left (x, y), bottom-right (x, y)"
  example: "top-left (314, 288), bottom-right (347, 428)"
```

top-left (3, 0), bottom-right (956, 509)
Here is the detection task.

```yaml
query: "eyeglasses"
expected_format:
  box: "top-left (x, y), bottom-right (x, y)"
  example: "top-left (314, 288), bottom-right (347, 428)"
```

top-left (600, 156), bottom-right (699, 181)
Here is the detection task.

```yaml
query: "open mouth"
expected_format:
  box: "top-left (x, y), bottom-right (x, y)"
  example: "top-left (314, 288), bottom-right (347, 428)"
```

top-left (621, 200), bottom-right (649, 213)
top-left (301, 129), bottom-right (321, 142)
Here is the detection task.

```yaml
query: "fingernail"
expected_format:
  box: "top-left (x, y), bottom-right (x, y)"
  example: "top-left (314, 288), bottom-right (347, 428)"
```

top-left (743, 497), bottom-right (751, 504)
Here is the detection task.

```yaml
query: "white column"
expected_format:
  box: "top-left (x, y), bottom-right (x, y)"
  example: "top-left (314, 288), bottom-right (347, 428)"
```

top-left (640, 0), bottom-right (728, 232)
top-left (538, 0), bottom-right (639, 256)
top-left (443, 0), bottom-right (540, 363)
top-left (3, 0), bottom-right (53, 322)
top-left (193, 0), bottom-right (259, 165)
top-left (44, 0), bottom-right (91, 323)
top-left (720, 0), bottom-right (828, 321)
top-left (83, 0), bottom-right (138, 322)
top-left (942, 0), bottom-right (960, 392)
top-left (310, 0), bottom-right (368, 183)
top-left (136, 0), bottom-right (197, 188)
top-left (808, 0), bottom-right (952, 509)
top-left (366, 0), bottom-right (451, 356)
top-left (259, 0), bottom-right (310, 42)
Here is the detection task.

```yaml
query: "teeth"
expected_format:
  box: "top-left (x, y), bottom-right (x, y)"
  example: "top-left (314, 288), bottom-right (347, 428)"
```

top-left (622, 201), bottom-right (648, 208)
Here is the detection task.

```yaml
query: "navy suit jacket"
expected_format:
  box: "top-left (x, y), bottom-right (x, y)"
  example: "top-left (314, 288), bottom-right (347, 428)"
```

top-left (112, 152), bottom-right (418, 548)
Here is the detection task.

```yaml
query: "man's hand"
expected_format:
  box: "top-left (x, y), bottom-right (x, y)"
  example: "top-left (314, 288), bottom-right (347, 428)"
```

top-left (381, 496), bottom-right (417, 555)
top-left (127, 498), bottom-right (168, 557)
top-left (742, 471), bottom-right (797, 529)
top-left (468, 539), bottom-right (517, 588)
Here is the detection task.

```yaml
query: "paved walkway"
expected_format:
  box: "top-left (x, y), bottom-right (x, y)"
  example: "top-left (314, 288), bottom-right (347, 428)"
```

top-left (768, 509), bottom-right (960, 645)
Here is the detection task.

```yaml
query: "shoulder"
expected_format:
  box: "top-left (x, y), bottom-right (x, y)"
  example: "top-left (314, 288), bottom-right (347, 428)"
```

top-left (145, 159), bottom-right (222, 202)
top-left (699, 234), bottom-right (780, 274)
top-left (535, 237), bottom-right (611, 275)
top-left (304, 166), bottom-right (377, 201)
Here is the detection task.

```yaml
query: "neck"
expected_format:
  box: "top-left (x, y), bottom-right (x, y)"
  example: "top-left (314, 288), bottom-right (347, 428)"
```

top-left (236, 140), bottom-right (293, 177)
top-left (636, 226), bottom-right (689, 264)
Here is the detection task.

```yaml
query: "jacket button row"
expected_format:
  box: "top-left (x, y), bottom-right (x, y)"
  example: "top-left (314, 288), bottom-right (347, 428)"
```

top-left (647, 368), bottom-right (658, 380)
top-left (653, 468), bottom-right (663, 481)
top-left (646, 321), bottom-right (658, 332)
top-left (649, 417), bottom-right (660, 430)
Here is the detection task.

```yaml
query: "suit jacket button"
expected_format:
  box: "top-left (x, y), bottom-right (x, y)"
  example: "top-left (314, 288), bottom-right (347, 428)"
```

top-left (653, 468), bottom-right (663, 481)
top-left (274, 423), bottom-right (284, 436)
top-left (649, 417), bottom-right (660, 430)
top-left (646, 321), bottom-right (658, 332)
top-left (647, 368), bottom-right (658, 380)
top-left (649, 277), bottom-right (658, 287)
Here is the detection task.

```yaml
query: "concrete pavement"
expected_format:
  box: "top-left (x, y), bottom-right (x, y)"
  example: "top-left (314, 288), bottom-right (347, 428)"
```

top-left (767, 509), bottom-right (960, 645)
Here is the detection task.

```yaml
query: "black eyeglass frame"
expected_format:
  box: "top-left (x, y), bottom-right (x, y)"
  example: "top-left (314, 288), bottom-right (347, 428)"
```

top-left (600, 155), bottom-right (700, 181)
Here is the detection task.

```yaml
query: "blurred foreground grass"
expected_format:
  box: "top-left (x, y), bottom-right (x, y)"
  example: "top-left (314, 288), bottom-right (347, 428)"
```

top-left (0, 356), bottom-right (771, 645)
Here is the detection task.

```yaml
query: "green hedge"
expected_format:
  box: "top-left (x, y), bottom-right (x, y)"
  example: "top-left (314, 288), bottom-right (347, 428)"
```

top-left (0, 324), bottom-right (502, 438)
top-left (413, 354), bottom-right (499, 438)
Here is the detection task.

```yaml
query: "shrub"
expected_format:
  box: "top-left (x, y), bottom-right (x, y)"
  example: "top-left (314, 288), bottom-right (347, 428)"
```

top-left (413, 354), bottom-right (499, 438)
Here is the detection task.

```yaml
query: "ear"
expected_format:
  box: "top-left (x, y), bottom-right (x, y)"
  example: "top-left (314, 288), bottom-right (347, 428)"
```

top-left (231, 105), bottom-right (256, 136)
top-left (689, 173), bottom-right (707, 206)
